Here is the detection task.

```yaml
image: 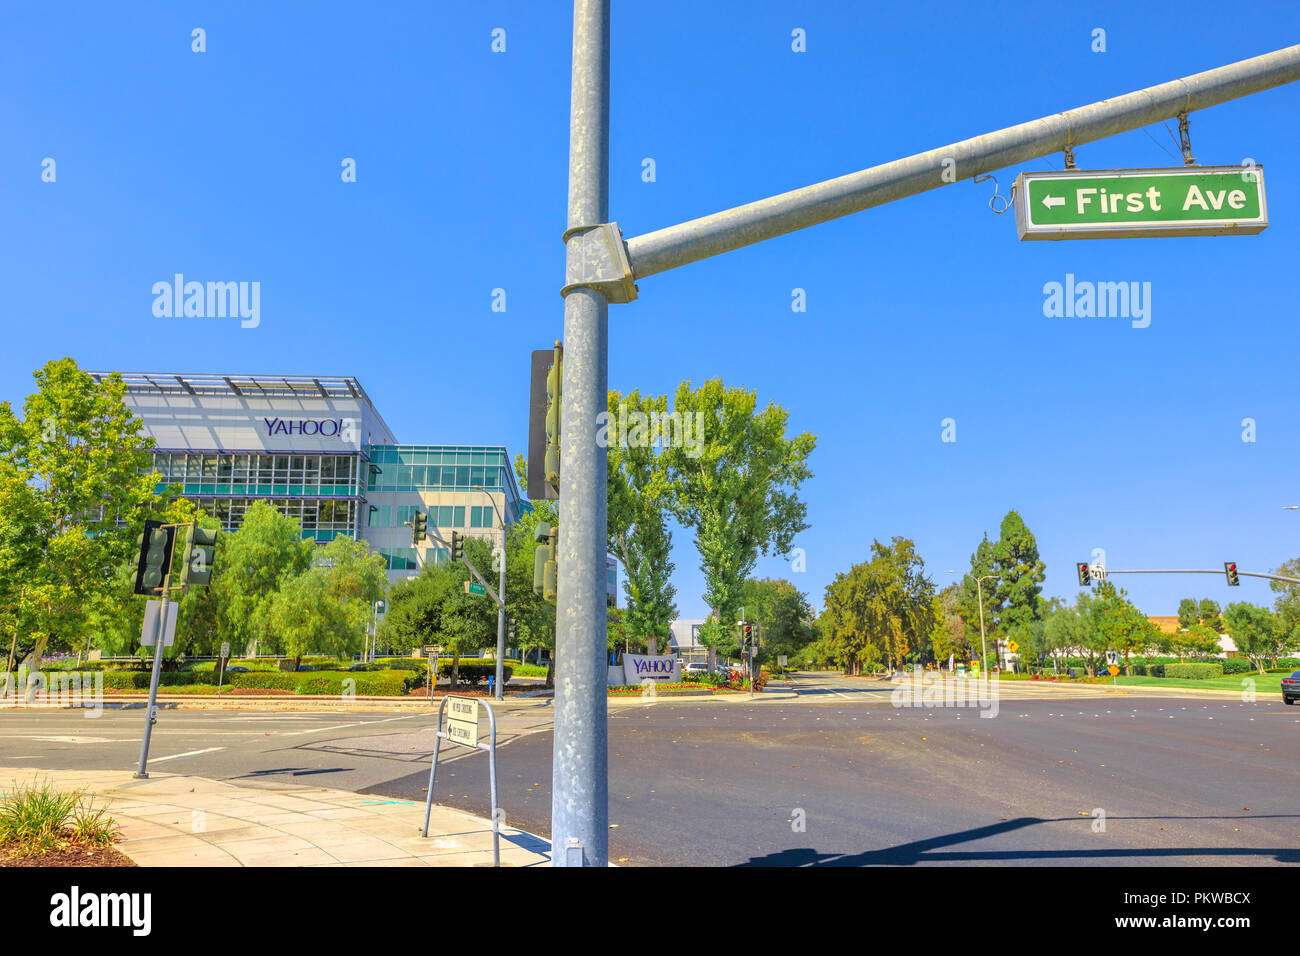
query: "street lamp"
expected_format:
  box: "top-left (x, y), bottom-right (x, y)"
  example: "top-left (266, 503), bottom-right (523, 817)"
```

top-left (473, 484), bottom-right (509, 701)
top-left (946, 570), bottom-right (996, 674)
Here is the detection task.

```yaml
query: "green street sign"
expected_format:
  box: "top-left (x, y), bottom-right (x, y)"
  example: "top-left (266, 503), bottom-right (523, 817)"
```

top-left (1013, 166), bottom-right (1267, 240)
top-left (464, 581), bottom-right (487, 596)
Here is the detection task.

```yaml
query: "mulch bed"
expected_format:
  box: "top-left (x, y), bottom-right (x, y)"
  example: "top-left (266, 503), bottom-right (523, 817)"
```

top-left (0, 845), bottom-right (135, 867)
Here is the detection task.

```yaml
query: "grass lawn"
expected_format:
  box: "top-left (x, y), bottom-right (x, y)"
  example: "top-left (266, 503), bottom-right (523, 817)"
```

top-left (1113, 673), bottom-right (1286, 693)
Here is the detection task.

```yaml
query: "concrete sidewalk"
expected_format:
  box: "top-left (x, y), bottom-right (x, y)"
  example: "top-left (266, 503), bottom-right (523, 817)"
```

top-left (0, 766), bottom-right (551, 867)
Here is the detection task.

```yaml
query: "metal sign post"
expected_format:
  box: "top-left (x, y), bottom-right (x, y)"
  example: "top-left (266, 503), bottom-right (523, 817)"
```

top-left (422, 695), bottom-right (500, 866)
top-left (134, 525), bottom-right (184, 779)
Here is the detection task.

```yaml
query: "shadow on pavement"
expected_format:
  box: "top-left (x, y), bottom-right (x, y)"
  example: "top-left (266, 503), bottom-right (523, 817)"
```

top-left (736, 815), bottom-right (1300, 866)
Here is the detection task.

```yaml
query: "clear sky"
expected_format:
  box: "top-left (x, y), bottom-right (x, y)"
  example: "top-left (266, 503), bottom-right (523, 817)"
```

top-left (3, 1), bottom-right (1299, 620)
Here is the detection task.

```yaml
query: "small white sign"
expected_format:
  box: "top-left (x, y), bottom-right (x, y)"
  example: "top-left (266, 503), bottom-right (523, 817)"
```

top-left (445, 696), bottom-right (480, 748)
top-left (141, 600), bottom-right (178, 648)
top-left (220, 642), bottom-right (230, 659)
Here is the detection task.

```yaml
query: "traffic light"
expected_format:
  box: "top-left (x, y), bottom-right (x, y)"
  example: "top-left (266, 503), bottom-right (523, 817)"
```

top-left (527, 342), bottom-right (563, 501)
top-left (183, 524), bottom-right (218, 588)
top-left (1076, 562), bottom-right (1091, 586)
top-left (1224, 561), bottom-right (1240, 586)
top-left (133, 520), bottom-right (176, 596)
top-left (451, 531), bottom-right (464, 562)
top-left (507, 619), bottom-right (517, 643)
top-left (532, 524), bottom-right (557, 603)
top-left (743, 623), bottom-right (753, 645)
top-left (412, 511), bottom-right (427, 546)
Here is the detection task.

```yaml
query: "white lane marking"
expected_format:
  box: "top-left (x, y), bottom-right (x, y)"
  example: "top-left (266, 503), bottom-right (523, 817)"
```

top-left (0, 735), bottom-right (120, 743)
top-left (149, 747), bottom-right (225, 762)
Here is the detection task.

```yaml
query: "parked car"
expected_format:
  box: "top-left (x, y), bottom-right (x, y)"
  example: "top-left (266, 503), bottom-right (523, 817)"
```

top-left (684, 662), bottom-right (709, 675)
top-left (1283, 671), bottom-right (1300, 705)
top-left (222, 665), bottom-right (250, 674)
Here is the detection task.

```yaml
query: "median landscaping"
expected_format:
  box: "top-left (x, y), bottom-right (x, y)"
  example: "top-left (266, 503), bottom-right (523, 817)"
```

top-left (32, 656), bottom-right (527, 699)
top-left (0, 779), bottom-right (132, 867)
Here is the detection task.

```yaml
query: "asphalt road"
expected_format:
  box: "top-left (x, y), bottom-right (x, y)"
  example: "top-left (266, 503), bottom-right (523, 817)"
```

top-left (0, 673), bottom-right (1296, 866)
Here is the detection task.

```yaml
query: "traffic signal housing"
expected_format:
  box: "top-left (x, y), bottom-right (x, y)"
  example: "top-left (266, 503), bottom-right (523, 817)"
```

top-left (133, 520), bottom-right (176, 596)
top-left (412, 511), bottom-right (427, 546)
top-left (183, 524), bottom-right (219, 588)
top-left (532, 524), bottom-right (557, 603)
top-left (1076, 562), bottom-right (1091, 586)
top-left (451, 531), bottom-right (464, 562)
top-left (527, 342), bottom-right (563, 501)
top-left (1225, 561), bottom-right (1240, 586)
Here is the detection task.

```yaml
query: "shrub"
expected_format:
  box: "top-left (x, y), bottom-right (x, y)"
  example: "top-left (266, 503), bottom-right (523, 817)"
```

top-left (1221, 657), bottom-right (1252, 675)
top-left (0, 780), bottom-right (118, 855)
top-left (294, 671), bottom-right (409, 696)
top-left (437, 661), bottom-right (512, 686)
top-left (1164, 662), bottom-right (1224, 680)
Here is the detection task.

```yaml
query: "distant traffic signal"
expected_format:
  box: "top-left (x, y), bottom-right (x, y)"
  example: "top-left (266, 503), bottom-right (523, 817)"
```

top-left (743, 623), bottom-right (753, 644)
top-left (133, 520), bottom-right (176, 596)
top-left (412, 511), bottom-right (427, 546)
top-left (183, 524), bottom-right (218, 588)
top-left (451, 531), bottom-right (464, 562)
top-left (1224, 561), bottom-right (1240, 586)
top-left (1076, 562), bottom-right (1091, 586)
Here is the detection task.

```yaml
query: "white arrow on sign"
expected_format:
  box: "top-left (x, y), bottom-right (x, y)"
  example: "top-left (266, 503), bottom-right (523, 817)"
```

top-left (1041, 194), bottom-right (1065, 209)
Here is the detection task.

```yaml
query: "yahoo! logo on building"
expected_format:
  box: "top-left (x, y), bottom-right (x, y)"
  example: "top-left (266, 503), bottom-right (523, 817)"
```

top-left (263, 417), bottom-right (345, 438)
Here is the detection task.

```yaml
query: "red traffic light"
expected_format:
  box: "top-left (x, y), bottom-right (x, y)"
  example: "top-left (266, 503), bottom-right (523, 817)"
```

top-left (1224, 561), bottom-right (1240, 586)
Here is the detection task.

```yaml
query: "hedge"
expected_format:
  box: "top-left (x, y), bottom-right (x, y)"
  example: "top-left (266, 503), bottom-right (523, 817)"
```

top-left (1163, 662), bottom-right (1224, 680)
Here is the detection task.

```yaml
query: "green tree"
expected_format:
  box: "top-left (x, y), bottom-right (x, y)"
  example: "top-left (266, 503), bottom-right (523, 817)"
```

top-left (1222, 602), bottom-right (1283, 674)
top-left (664, 379), bottom-right (815, 647)
top-left (214, 501), bottom-right (314, 656)
top-left (991, 510), bottom-right (1046, 633)
top-left (0, 360), bottom-right (173, 670)
top-left (955, 534), bottom-right (998, 657)
top-left (605, 389), bottom-right (678, 655)
top-left (737, 577), bottom-right (816, 664)
top-left (820, 537), bottom-right (935, 674)
top-left (928, 582), bottom-right (970, 666)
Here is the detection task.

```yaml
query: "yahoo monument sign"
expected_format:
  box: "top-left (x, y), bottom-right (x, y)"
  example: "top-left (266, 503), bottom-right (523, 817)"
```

top-left (622, 653), bottom-right (680, 684)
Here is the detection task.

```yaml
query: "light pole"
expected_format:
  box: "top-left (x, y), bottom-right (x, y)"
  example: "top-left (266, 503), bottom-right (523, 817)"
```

top-left (947, 570), bottom-right (996, 674)
top-left (473, 485), bottom-right (509, 701)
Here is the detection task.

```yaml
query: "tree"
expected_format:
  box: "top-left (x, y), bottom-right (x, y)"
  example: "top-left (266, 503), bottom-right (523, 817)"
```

top-left (264, 534), bottom-right (388, 667)
top-left (1043, 600), bottom-right (1090, 674)
top-left (955, 534), bottom-right (998, 659)
top-left (1087, 582), bottom-right (1158, 675)
top-left (507, 455), bottom-right (558, 682)
top-left (214, 501), bottom-right (314, 656)
top-left (820, 537), bottom-right (935, 674)
top-left (605, 389), bottom-right (678, 655)
top-left (928, 582), bottom-right (970, 665)
top-left (737, 577), bottom-right (816, 664)
top-left (0, 360), bottom-right (173, 671)
top-left (664, 379), bottom-right (815, 645)
top-left (991, 510), bottom-right (1046, 633)
top-left (1223, 602), bottom-right (1284, 674)
top-left (1267, 558), bottom-right (1300, 659)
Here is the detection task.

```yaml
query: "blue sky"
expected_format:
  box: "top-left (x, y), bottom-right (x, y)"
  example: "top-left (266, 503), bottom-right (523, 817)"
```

top-left (3, 1), bottom-right (1299, 620)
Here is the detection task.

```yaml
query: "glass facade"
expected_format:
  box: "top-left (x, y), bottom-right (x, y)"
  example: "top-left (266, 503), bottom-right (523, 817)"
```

top-left (366, 445), bottom-right (521, 515)
top-left (150, 450), bottom-right (364, 542)
top-left (151, 452), bottom-right (362, 498)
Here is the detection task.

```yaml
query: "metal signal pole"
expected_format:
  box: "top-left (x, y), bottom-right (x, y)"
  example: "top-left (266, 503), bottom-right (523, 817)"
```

top-left (550, 12), bottom-right (1300, 866)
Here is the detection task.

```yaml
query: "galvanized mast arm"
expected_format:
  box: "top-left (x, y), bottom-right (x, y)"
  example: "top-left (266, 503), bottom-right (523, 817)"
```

top-left (616, 44), bottom-right (1300, 280)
